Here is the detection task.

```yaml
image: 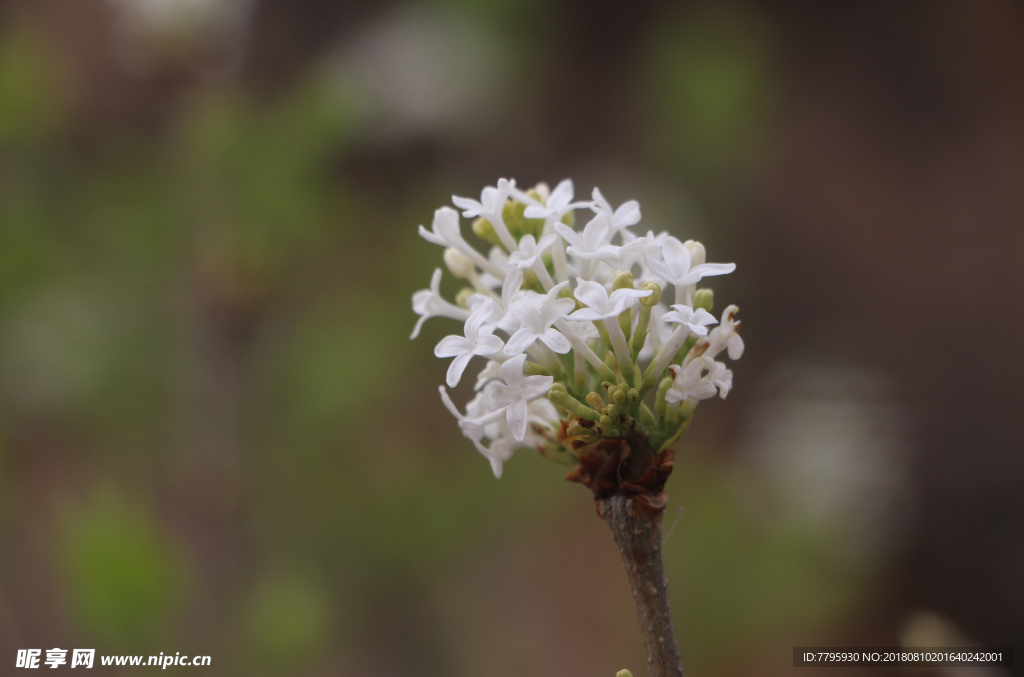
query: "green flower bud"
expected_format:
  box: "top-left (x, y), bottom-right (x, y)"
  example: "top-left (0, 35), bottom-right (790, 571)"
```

top-left (611, 388), bottom-right (626, 406)
top-left (502, 199), bottom-right (527, 240)
top-left (586, 392), bottom-right (604, 409)
top-left (612, 270), bottom-right (634, 290)
top-left (617, 670), bottom-right (634, 677)
top-left (471, 217), bottom-right (502, 249)
top-left (606, 404), bottom-right (620, 419)
top-left (694, 288), bottom-right (714, 312)
top-left (639, 281), bottom-right (661, 308)
top-left (549, 383), bottom-right (601, 421)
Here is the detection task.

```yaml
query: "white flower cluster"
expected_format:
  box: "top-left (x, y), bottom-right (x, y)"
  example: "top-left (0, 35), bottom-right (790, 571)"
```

top-left (412, 179), bottom-right (743, 479)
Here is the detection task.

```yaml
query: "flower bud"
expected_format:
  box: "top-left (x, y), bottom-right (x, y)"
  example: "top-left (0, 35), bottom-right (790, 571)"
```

top-left (639, 281), bottom-right (661, 308)
top-left (612, 270), bottom-right (634, 290)
top-left (443, 247), bottom-right (475, 279)
top-left (694, 288), bottom-right (714, 312)
top-left (471, 217), bottom-right (502, 248)
top-left (586, 392), bottom-right (604, 409)
top-left (617, 671), bottom-right (634, 677)
top-left (531, 182), bottom-right (550, 204)
top-left (455, 287), bottom-right (475, 308)
top-left (683, 240), bottom-right (706, 267)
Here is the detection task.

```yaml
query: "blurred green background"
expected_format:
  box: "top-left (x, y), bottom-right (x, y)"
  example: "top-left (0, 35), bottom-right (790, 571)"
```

top-left (0, 0), bottom-right (1022, 675)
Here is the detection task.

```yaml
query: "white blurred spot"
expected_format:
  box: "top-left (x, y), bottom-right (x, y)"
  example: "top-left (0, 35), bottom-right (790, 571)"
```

top-left (735, 363), bottom-right (912, 565)
top-left (328, 7), bottom-right (510, 140)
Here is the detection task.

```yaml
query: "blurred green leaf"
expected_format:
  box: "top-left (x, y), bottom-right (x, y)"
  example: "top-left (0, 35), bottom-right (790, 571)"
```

top-left (58, 488), bottom-right (186, 645)
top-left (242, 573), bottom-right (330, 668)
top-left (0, 20), bottom-right (66, 147)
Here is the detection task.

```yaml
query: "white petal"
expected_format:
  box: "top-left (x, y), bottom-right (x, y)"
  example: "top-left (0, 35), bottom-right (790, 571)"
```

top-left (506, 399), bottom-right (529, 441)
top-left (573, 278), bottom-right (610, 311)
top-left (566, 307), bottom-right (609, 322)
top-left (434, 335), bottom-right (471, 358)
top-left (539, 328), bottom-right (572, 354)
top-left (446, 351), bottom-right (474, 388)
top-left (521, 374), bottom-right (554, 400)
top-left (418, 225), bottom-right (446, 246)
top-left (554, 222), bottom-right (583, 248)
top-left (503, 328), bottom-right (538, 356)
top-left (728, 333), bottom-right (745, 360)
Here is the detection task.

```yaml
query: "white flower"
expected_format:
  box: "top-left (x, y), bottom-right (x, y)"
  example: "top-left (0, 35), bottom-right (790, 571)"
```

top-left (567, 278), bottom-right (651, 321)
top-left (556, 215), bottom-right (611, 260)
top-left (504, 282), bottom-right (576, 355)
top-left (665, 357), bottom-right (718, 404)
top-left (453, 178), bottom-right (519, 252)
top-left (507, 233), bottom-right (558, 270)
top-left (705, 304), bottom-right (744, 361)
top-left (522, 179), bottom-right (586, 221)
top-left (418, 207), bottom-right (502, 278)
top-left (434, 306), bottom-right (504, 387)
top-left (586, 235), bottom-right (649, 272)
top-left (452, 179), bottom-right (513, 220)
top-left (410, 268), bottom-right (469, 339)
top-left (489, 354), bottom-right (553, 441)
top-left (646, 236), bottom-right (735, 289)
top-left (474, 359), bottom-right (504, 391)
top-left (661, 303), bottom-right (718, 336)
top-left (590, 187), bottom-right (641, 239)
top-left (707, 360), bottom-right (733, 399)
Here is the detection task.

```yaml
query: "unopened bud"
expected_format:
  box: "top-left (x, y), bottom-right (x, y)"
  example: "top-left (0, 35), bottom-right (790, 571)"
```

top-left (606, 404), bottom-right (620, 419)
top-left (471, 217), bottom-right (501, 248)
top-left (694, 288), bottom-right (714, 312)
top-left (443, 248), bottom-right (475, 279)
top-left (612, 388), bottom-right (626, 406)
top-left (586, 392), bottom-right (604, 409)
top-left (683, 240), bottom-right (706, 267)
top-left (639, 281), bottom-right (661, 308)
top-left (612, 270), bottom-right (634, 290)
top-left (617, 670), bottom-right (634, 677)
top-left (455, 287), bottom-right (475, 308)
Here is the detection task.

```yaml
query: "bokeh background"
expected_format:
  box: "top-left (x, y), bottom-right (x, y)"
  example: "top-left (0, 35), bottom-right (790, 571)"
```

top-left (0, 0), bottom-right (1021, 675)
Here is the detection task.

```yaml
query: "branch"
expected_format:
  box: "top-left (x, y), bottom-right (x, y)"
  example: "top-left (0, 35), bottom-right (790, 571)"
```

top-left (598, 494), bottom-right (683, 677)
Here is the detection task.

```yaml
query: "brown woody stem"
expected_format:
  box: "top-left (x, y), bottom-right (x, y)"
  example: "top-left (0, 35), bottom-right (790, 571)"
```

top-left (598, 494), bottom-right (683, 677)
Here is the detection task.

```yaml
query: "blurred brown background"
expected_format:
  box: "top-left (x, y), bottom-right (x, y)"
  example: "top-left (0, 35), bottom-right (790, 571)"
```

top-left (0, 0), bottom-right (1021, 675)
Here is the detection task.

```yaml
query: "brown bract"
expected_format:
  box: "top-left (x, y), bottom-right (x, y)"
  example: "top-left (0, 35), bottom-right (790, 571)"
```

top-left (561, 424), bottom-right (675, 513)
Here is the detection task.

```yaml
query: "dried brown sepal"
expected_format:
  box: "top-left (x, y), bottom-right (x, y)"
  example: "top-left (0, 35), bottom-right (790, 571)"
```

top-left (565, 435), bottom-right (675, 512)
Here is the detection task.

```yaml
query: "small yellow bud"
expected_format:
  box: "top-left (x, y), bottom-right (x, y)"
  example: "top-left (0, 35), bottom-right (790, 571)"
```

top-left (443, 247), bottom-right (475, 279)
top-left (455, 287), bottom-right (475, 308)
top-left (616, 670), bottom-right (634, 677)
